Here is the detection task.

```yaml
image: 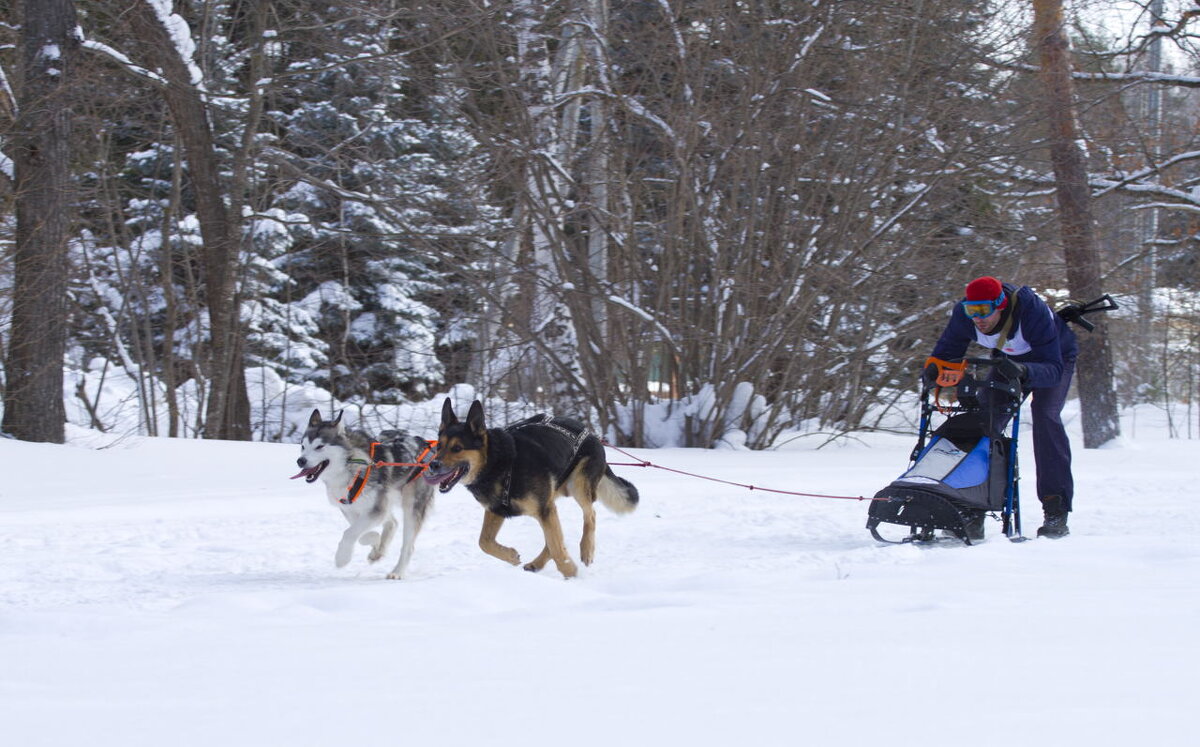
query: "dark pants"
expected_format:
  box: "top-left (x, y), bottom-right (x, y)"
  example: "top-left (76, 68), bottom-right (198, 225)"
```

top-left (979, 358), bottom-right (1076, 511)
top-left (1029, 358), bottom-right (1075, 510)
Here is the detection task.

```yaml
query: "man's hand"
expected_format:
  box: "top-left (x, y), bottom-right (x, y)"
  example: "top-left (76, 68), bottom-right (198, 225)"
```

top-left (921, 362), bottom-right (939, 388)
top-left (995, 357), bottom-right (1027, 382)
top-left (923, 357), bottom-right (966, 389)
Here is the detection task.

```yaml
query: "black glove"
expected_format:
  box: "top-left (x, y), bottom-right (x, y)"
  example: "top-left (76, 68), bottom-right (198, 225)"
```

top-left (995, 357), bottom-right (1027, 383)
top-left (921, 362), bottom-right (939, 388)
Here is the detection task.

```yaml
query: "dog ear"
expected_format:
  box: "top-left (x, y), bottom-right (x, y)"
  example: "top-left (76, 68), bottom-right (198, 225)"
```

top-left (466, 400), bottom-right (485, 435)
top-left (308, 409), bottom-right (323, 428)
top-left (332, 410), bottom-right (344, 431)
top-left (441, 397), bottom-right (458, 428)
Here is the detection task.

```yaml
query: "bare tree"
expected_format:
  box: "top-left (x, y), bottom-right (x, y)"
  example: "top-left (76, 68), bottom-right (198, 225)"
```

top-left (125, 1), bottom-right (250, 439)
top-left (1033, 0), bottom-right (1121, 448)
top-left (1, 0), bottom-right (77, 443)
top-left (412, 0), bottom-right (1017, 445)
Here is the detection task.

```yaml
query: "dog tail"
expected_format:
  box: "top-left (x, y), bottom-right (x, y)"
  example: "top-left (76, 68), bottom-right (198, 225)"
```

top-left (597, 467), bottom-right (639, 514)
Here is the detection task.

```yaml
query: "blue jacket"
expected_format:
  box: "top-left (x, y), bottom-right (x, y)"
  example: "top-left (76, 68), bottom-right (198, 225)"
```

top-left (931, 283), bottom-right (1078, 390)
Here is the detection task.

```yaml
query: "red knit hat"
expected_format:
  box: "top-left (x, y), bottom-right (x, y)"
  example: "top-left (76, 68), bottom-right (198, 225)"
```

top-left (965, 276), bottom-right (1006, 307)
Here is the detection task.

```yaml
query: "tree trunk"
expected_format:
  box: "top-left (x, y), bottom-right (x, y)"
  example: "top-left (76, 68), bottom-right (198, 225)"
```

top-left (2, 0), bottom-right (77, 443)
top-left (1032, 0), bottom-right (1121, 448)
top-left (128, 3), bottom-right (250, 440)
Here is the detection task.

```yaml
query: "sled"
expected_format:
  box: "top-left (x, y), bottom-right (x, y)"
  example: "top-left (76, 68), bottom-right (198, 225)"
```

top-left (867, 358), bottom-right (1026, 546)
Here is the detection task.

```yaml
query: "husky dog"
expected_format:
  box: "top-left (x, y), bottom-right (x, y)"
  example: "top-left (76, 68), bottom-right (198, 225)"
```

top-left (292, 409), bottom-right (436, 579)
top-left (423, 399), bottom-right (638, 579)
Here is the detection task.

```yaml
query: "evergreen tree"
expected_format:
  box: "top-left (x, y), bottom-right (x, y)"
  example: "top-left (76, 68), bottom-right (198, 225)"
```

top-left (266, 0), bottom-right (489, 402)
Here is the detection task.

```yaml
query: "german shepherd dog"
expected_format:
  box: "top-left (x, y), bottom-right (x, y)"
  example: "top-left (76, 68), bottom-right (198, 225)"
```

top-left (423, 399), bottom-right (638, 578)
top-left (292, 409), bottom-right (436, 579)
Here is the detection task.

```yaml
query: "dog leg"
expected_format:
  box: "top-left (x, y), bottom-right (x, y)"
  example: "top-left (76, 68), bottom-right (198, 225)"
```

top-left (335, 513), bottom-right (380, 568)
top-left (575, 494), bottom-right (597, 566)
top-left (529, 503), bottom-right (577, 578)
top-left (479, 510), bottom-right (521, 566)
top-left (369, 516), bottom-right (397, 563)
top-left (563, 468), bottom-right (598, 566)
top-left (387, 497), bottom-right (426, 580)
top-left (386, 523), bottom-right (417, 580)
top-left (525, 546), bottom-right (552, 572)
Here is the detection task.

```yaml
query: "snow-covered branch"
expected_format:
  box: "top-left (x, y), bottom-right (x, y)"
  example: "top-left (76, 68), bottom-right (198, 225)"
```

top-left (80, 38), bottom-right (166, 86)
top-left (1093, 150), bottom-right (1200, 198)
top-left (986, 157), bottom-right (1200, 211)
top-left (989, 62), bottom-right (1200, 89)
top-left (606, 295), bottom-right (679, 357)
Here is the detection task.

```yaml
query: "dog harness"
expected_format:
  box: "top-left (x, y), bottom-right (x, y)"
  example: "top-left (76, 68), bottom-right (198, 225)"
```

top-left (507, 414), bottom-right (591, 453)
top-left (341, 439), bottom-right (437, 505)
top-left (485, 415), bottom-right (593, 509)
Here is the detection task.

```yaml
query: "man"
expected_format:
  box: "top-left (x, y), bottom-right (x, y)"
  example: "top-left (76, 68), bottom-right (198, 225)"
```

top-left (924, 276), bottom-right (1078, 538)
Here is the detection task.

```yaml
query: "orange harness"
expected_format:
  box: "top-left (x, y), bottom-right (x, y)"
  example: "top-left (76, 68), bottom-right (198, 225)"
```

top-left (341, 439), bottom-right (437, 505)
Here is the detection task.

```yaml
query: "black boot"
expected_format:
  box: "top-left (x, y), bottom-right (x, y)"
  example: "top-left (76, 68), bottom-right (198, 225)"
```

top-left (1037, 495), bottom-right (1070, 538)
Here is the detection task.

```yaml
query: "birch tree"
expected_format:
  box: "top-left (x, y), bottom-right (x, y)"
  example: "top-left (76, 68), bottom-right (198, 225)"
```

top-left (428, 0), bottom-right (618, 416)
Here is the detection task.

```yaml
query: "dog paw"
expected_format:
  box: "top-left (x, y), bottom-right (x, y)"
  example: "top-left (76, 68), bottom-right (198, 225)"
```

top-left (385, 572), bottom-right (403, 580)
top-left (522, 562), bottom-right (541, 573)
top-left (334, 546), bottom-right (353, 568)
top-left (367, 549), bottom-right (384, 563)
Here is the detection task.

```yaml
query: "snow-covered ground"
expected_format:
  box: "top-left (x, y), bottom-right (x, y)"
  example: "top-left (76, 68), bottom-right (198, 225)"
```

top-left (1, 402), bottom-right (1196, 746)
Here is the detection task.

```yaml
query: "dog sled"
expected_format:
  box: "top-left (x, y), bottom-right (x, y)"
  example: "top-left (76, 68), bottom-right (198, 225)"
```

top-left (867, 294), bottom-right (1118, 546)
top-left (866, 357), bottom-right (1026, 545)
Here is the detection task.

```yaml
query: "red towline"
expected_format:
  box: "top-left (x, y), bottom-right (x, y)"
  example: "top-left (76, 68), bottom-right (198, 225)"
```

top-left (600, 440), bottom-right (878, 502)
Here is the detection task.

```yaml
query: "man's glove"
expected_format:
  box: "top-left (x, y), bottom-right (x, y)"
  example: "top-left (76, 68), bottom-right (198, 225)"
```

top-left (921, 362), bottom-right (939, 388)
top-left (995, 357), bottom-right (1027, 383)
top-left (922, 357), bottom-right (966, 389)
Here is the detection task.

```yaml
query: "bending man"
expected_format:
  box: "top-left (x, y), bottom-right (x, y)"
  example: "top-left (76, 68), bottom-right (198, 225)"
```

top-left (924, 276), bottom-right (1078, 538)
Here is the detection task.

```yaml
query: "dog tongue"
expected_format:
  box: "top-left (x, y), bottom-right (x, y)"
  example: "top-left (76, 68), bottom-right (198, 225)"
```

top-left (289, 468), bottom-right (311, 480)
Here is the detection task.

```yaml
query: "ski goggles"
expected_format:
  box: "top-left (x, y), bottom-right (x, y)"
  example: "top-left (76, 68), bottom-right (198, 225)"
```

top-left (961, 292), bottom-right (1005, 319)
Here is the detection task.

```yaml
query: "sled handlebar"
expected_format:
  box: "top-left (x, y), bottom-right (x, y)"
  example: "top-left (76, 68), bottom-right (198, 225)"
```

top-left (922, 357), bottom-right (1022, 405)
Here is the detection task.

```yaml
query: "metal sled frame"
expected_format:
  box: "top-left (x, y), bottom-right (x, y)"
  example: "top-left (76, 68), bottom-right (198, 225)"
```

top-left (867, 359), bottom-right (1029, 545)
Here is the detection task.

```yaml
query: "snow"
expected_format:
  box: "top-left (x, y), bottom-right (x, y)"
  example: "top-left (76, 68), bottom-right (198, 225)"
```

top-left (1, 404), bottom-right (1197, 746)
top-left (145, 0), bottom-right (203, 88)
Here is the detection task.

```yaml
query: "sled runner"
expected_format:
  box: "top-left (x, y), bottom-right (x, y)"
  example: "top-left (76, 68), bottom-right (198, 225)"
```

top-left (867, 357), bottom-right (1026, 545)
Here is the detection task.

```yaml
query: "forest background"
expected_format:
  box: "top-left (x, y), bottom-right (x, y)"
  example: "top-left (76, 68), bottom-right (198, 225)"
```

top-left (1, 0), bottom-right (1198, 449)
